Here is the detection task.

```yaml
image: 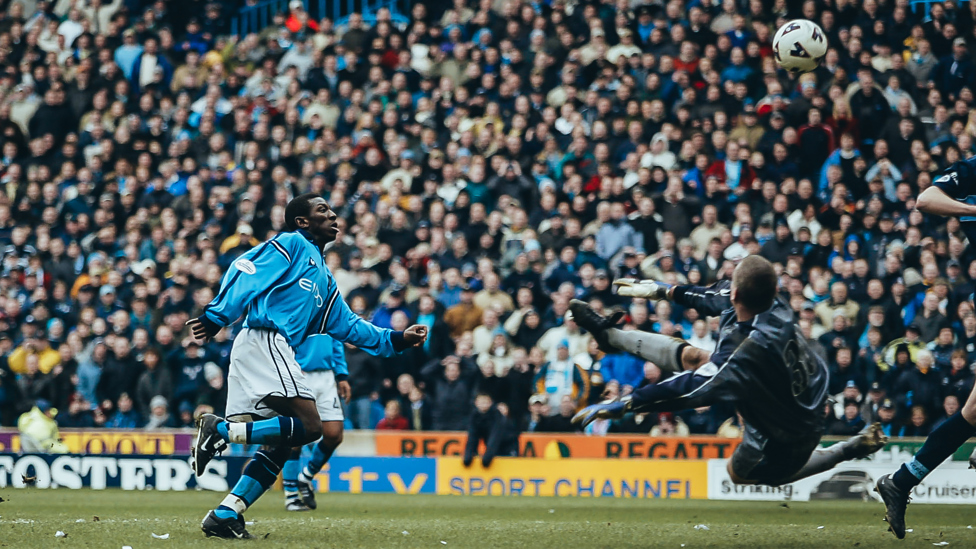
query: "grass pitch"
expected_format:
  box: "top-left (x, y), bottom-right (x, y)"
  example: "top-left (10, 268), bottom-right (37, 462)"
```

top-left (0, 489), bottom-right (971, 548)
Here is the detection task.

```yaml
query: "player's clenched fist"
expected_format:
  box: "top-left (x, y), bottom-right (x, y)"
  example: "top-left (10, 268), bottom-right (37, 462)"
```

top-left (404, 324), bottom-right (429, 346)
top-left (613, 278), bottom-right (673, 300)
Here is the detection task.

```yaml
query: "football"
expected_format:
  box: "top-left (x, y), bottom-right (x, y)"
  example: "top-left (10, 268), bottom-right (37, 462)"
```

top-left (772, 19), bottom-right (828, 74)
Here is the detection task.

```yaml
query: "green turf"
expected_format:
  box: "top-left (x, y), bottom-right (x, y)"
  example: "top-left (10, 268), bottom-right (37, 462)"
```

top-left (0, 489), bottom-right (971, 548)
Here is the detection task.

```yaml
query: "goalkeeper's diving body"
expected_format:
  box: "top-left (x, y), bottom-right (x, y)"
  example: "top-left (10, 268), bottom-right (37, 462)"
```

top-left (570, 255), bottom-right (886, 486)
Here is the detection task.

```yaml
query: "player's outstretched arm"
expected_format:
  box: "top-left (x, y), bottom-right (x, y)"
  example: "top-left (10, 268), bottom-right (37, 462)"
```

top-left (188, 237), bottom-right (295, 342)
top-left (615, 278), bottom-right (732, 317)
top-left (319, 279), bottom-right (428, 356)
top-left (613, 278), bottom-right (673, 300)
top-left (916, 186), bottom-right (976, 217)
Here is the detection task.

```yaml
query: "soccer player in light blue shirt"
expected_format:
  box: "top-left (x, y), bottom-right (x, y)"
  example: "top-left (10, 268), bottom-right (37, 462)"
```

top-left (281, 333), bottom-right (348, 511)
top-left (186, 194), bottom-right (428, 539)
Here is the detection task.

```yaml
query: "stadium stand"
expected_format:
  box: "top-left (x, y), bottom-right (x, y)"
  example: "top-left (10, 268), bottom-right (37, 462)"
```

top-left (0, 0), bottom-right (974, 441)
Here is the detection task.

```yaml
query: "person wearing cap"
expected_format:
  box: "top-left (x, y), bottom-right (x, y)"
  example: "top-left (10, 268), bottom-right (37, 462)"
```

top-left (526, 393), bottom-right (554, 432)
top-left (444, 283), bottom-right (483, 338)
top-left (728, 102), bottom-right (765, 150)
top-left (370, 284), bottom-right (411, 330)
top-left (571, 256), bottom-right (885, 488)
top-left (760, 217), bottom-right (797, 266)
top-left (606, 27), bottom-right (641, 65)
top-left (17, 399), bottom-right (68, 453)
top-left (186, 194), bottom-right (428, 539)
top-left (586, 269), bottom-right (625, 307)
top-left (860, 382), bottom-right (887, 423)
top-left (144, 395), bottom-right (176, 429)
top-left (873, 396), bottom-right (898, 433)
top-left (218, 223), bottom-right (259, 257)
top-left (931, 36), bottom-right (975, 100)
top-left (94, 284), bottom-right (124, 319)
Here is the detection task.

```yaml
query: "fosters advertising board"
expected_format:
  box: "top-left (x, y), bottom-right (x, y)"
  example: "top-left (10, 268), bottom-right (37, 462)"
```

top-left (707, 459), bottom-right (976, 504)
top-left (0, 454), bottom-right (247, 491)
top-left (376, 432), bottom-right (740, 460)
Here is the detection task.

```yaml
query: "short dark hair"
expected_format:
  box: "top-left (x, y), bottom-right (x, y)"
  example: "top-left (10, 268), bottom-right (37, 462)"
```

top-left (285, 193), bottom-right (321, 232)
top-left (732, 255), bottom-right (777, 313)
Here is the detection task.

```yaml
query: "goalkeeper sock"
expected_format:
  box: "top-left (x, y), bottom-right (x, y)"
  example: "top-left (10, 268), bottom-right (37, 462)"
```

top-left (892, 412), bottom-right (976, 492)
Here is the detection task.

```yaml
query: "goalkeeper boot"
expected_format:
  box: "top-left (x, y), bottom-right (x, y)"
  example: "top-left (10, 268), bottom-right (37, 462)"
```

top-left (568, 300), bottom-right (624, 353)
top-left (875, 474), bottom-right (910, 539)
top-left (572, 396), bottom-right (633, 429)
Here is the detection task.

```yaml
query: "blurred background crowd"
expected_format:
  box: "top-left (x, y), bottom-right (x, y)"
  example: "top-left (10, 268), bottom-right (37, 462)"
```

top-left (0, 0), bottom-right (975, 441)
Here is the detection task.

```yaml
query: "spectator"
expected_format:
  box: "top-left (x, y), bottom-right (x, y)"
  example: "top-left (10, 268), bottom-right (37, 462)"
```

top-left (876, 399), bottom-right (898, 437)
top-left (599, 351), bottom-right (645, 395)
top-left (650, 412), bottom-right (691, 437)
top-left (57, 396), bottom-right (96, 429)
top-left (105, 392), bottom-right (141, 428)
top-left (144, 395), bottom-right (175, 429)
top-left (829, 400), bottom-right (867, 435)
top-left (135, 348), bottom-right (171, 418)
top-left (422, 355), bottom-right (474, 431)
top-left (405, 386), bottom-right (433, 431)
top-left (815, 282), bottom-right (860, 328)
top-left (462, 394), bottom-right (519, 466)
top-left (538, 395), bottom-right (581, 433)
top-left (898, 405), bottom-right (931, 437)
top-left (376, 400), bottom-right (409, 430)
top-left (345, 342), bottom-right (383, 430)
top-left (198, 361), bottom-right (227, 416)
top-left (0, 0), bottom-right (968, 438)
top-left (932, 395), bottom-right (961, 431)
top-left (893, 349), bottom-right (942, 418)
top-left (18, 400), bottom-right (68, 453)
top-left (8, 332), bottom-right (60, 374)
top-left (525, 394), bottom-right (552, 432)
top-left (444, 286), bottom-right (483, 339)
top-left (534, 341), bottom-right (589, 414)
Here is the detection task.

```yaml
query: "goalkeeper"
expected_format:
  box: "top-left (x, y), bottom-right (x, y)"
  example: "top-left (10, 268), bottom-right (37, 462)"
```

top-left (570, 256), bottom-right (885, 486)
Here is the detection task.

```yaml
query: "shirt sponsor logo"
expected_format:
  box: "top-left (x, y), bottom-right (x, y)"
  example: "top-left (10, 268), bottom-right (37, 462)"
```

top-left (299, 278), bottom-right (325, 307)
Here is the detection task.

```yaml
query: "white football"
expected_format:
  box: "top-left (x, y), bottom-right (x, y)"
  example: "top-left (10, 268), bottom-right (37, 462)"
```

top-left (772, 19), bottom-right (828, 74)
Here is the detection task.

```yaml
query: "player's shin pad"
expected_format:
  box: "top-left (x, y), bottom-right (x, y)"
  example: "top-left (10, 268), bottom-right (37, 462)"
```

top-left (606, 330), bottom-right (688, 373)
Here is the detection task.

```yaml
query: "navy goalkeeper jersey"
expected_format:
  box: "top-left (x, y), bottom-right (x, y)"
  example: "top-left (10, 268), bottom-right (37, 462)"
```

top-left (664, 281), bottom-right (831, 443)
top-left (932, 156), bottom-right (976, 243)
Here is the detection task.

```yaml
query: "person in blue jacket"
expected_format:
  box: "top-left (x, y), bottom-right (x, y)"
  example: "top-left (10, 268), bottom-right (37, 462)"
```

top-left (281, 333), bottom-right (348, 511)
top-left (185, 193), bottom-right (428, 539)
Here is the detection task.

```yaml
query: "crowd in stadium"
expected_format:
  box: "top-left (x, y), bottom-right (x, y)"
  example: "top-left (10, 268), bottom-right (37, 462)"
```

top-left (0, 0), bottom-right (974, 440)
